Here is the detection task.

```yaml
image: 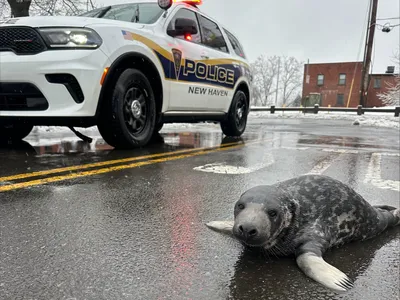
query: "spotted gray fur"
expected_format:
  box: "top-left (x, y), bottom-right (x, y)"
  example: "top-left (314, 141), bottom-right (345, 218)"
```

top-left (206, 174), bottom-right (400, 292)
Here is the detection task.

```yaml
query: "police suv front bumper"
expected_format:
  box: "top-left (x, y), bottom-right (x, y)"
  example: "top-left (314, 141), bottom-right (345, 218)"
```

top-left (0, 26), bottom-right (110, 120)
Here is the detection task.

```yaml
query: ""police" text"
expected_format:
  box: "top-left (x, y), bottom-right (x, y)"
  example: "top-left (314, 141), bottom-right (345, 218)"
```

top-left (183, 59), bottom-right (235, 85)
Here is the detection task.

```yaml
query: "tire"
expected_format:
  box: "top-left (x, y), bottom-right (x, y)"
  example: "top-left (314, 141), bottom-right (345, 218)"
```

top-left (220, 90), bottom-right (249, 137)
top-left (97, 68), bottom-right (156, 149)
top-left (0, 123), bottom-right (33, 142)
top-left (155, 122), bottom-right (164, 133)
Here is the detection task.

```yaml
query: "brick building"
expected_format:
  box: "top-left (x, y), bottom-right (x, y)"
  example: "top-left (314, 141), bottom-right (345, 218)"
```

top-left (302, 61), bottom-right (398, 107)
top-left (367, 73), bottom-right (399, 107)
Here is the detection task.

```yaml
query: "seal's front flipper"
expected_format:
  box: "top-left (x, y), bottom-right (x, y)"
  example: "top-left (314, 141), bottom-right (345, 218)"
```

top-left (296, 252), bottom-right (354, 292)
top-left (373, 205), bottom-right (397, 211)
top-left (206, 220), bottom-right (234, 235)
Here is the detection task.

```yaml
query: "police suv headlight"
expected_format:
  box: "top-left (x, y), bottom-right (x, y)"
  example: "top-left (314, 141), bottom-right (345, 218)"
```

top-left (39, 28), bottom-right (102, 49)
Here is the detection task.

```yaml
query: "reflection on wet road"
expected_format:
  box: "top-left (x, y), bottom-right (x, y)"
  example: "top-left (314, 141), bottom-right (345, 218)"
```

top-left (0, 119), bottom-right (399, 300)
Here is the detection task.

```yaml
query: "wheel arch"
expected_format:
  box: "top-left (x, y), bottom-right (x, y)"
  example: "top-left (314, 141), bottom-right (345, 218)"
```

top-left (96, 52), bottom-right (164, 124)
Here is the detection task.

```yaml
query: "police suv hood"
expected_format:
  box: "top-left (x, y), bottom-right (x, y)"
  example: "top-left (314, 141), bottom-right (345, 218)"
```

top-left (0, 16), bottom-right (144, 29)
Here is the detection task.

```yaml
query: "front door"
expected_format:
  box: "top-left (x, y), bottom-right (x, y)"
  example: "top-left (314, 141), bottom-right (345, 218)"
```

top-left (194, 11), bottom-right (236, 111)
top-left (163, 7), bottom-right (210, 111)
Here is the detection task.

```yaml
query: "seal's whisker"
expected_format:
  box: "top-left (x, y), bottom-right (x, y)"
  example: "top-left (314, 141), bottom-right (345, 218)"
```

top-left (261, 248), bottom-right (272, 262)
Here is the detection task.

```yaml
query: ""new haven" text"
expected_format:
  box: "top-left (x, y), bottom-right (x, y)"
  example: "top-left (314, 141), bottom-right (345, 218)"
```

top-left (188, 86), bottom-right (228, 97)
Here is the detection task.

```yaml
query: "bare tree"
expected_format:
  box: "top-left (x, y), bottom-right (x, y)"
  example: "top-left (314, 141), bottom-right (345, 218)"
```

top-left (377, 50), bottom-right (400, 107)
top-left (251, 55), bottom-right (280, 106)
top-left (1, 0), bottom-right (97, 19)
top-left (5, 0), bottom-right (31, 17)
top-left (280, 56), bottom-right (303, 106)
top-left (250, 83), bottom-right (262, 106)
top-left (286, 94), bottom-right (302, 107)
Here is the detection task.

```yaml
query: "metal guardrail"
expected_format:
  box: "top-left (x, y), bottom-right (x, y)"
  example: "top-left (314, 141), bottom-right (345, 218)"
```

top-left (250, 105), bottom-right (400, 117)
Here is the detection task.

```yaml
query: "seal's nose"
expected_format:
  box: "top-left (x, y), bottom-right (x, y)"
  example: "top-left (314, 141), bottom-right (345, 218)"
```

top-left (238, 224), bottom-right (258, 239)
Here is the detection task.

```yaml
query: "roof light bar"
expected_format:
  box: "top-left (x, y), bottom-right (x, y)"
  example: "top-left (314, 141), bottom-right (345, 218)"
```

top-left (158, 0), bottom-right (202, 11)
top-left (173, 0), bottom-right (203, 4)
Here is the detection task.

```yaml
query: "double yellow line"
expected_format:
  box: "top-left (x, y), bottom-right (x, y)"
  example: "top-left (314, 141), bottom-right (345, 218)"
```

top-left (0, 139), bottom-right (265, 193)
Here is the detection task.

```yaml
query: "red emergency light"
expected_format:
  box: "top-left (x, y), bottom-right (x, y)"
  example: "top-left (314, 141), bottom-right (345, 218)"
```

top-left (173, 0), bottom-right (203, 5)
top-left (158, 0), bottom-right (202, 11)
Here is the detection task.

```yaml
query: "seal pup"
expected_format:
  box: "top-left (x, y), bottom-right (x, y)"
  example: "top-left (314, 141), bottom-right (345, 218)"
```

top-left (206, 175), bottom-right (400, 292)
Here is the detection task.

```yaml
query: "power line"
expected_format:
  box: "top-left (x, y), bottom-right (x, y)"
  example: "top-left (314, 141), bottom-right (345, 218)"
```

top-left (376, 17), bottom-right (400, 20)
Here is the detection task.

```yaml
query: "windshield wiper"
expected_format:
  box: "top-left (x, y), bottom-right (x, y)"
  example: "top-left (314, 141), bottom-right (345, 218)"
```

top-left (97, 6), bottom-right (111, 18)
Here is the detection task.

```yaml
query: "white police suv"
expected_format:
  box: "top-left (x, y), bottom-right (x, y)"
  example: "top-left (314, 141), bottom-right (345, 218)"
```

top-left (0, 0), bottom-right (252, 149)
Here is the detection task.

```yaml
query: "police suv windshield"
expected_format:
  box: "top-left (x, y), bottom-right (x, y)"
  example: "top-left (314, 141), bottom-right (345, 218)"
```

top-left (79, 3), bottom-right (164, 24)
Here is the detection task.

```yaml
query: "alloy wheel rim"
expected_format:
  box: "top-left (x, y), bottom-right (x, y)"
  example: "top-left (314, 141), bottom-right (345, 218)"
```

top-left (123, 87), bottom-right (148, 135)
top-left (235, 93), bottom-right (247, 130)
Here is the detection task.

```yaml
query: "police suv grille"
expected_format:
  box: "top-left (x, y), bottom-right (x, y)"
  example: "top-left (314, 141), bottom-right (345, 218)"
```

top-left (0, 83), bottom-right (49, 111)
top-left (0, 27), bottom-right (46, 55)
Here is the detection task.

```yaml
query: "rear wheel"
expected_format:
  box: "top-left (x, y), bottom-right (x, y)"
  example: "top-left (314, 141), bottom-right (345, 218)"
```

top-left (97, 68), bottom-right (156, 149)
top-left (220, 90), bottom-right (249, 137)
top-left (0, 123), bottom-right (33, 142)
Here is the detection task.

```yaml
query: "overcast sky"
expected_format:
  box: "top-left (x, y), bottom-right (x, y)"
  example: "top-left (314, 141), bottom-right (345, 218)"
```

top-left (97, 0), bottom-right (400, 74)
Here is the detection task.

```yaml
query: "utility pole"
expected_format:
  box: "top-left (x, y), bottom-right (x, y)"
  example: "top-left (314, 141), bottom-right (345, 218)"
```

top-left (360, 0), bottom-right (378, 107)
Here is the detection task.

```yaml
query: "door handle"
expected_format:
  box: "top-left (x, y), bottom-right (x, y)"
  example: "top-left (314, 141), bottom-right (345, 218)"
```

top-left (201, 55), bottom-right (209, 59)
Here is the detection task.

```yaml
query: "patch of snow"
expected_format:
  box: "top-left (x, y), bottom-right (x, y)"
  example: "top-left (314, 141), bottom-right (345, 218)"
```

top-left (32, 126), bottom-right (98, 134)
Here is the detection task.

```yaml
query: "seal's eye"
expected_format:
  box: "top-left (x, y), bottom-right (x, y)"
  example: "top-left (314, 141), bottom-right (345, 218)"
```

top-left (268, 210), bottom-right (277, 217)
top-left (238, 203), bottom-right (245, 210)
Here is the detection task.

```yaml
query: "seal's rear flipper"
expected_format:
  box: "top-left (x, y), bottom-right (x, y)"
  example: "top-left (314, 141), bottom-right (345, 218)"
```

top-left (374, 205), bottom-right (400, 225)
top-left (206, 220), bottom-right (234, 235)
top-left (296, 252), bottom-right (354, 292)
top-left (393, 209), bottom-right (400, 226)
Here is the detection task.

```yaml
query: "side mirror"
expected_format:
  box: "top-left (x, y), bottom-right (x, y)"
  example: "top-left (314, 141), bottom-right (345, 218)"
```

top-left (167, 18), bottom-right (198, 37)
top-left (158, 0), bottom-right (172, 10)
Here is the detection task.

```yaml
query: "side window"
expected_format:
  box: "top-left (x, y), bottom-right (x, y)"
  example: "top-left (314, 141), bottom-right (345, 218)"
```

top-left (167, 8), bottom-right (202, 44)
top-left (224, 29), bottom-right (246, 58)
top-left (197, 15), bottom-right (229, 53)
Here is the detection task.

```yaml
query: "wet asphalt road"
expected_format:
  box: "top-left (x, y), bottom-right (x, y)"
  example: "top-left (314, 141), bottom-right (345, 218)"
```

top-left (0, 118), bottom-right (399, 300)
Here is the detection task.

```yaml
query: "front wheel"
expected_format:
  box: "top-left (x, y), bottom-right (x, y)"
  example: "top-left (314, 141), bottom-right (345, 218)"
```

top-left (220, 90), bottom-right (249, 137)
top-left (97, 68), bottom-right (156, 149)
top-left (0, 123), bottom-right (33, 142)
top-left (155, 122), bottom-right (164, 133)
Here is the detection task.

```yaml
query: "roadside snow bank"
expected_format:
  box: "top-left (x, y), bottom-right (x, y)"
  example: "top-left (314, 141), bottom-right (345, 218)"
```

top-left (249, 110), bottom-right (400, 129)
top-left (31, 109), bottom-right (399, 134)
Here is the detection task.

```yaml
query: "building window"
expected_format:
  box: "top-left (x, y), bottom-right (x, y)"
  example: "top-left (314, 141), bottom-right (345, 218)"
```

top-left (317, 74), bottom-right (324, 86)
top-left (374, 78), bottom-right (381, 88)
top-left (336, 94), bottom-right (344, 106)
top-left (339, 73), bottom-right (346, 85)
